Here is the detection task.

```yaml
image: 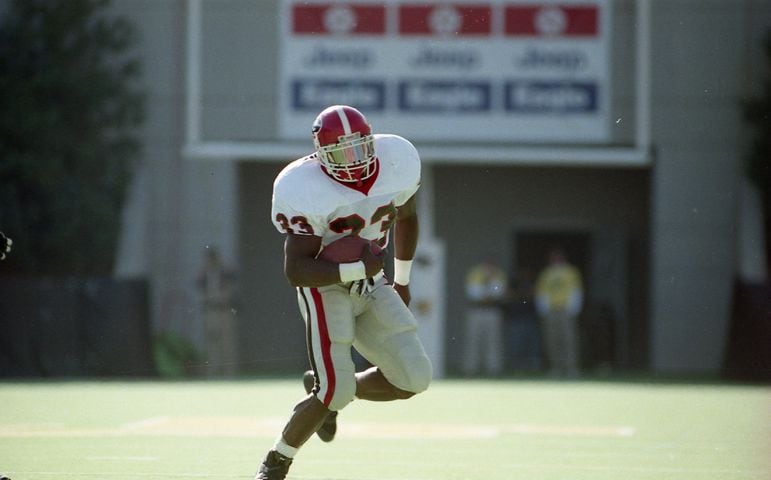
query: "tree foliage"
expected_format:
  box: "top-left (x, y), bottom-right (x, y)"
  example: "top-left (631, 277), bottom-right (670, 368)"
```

top-left (0, 0), bottom-right (144, 275)
top-left (742, 31), bottom-right (771, 275)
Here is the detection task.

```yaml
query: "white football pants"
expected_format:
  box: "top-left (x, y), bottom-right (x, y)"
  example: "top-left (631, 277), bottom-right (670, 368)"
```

top-left (297, 274), bottom-right (432, 411)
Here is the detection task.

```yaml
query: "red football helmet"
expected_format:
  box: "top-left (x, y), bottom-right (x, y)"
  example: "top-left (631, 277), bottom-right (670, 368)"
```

top-left (312, 105), bottom-right (377, 183)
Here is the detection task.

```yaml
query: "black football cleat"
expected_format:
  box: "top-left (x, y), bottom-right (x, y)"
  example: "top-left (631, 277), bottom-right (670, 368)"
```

top-left (255, 450), bottom-right (292, 480)
top-left (303, 370), bottom-right (338, 442)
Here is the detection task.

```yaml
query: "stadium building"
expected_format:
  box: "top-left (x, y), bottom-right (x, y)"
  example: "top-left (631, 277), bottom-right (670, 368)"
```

top-left (110, 0), bottom-right (769, 378)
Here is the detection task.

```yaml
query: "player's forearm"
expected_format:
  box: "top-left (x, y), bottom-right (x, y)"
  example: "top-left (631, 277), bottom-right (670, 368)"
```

top-left (286, 255), bottom-right (384, 287)
top-left (284, 256), bottom-right (343, 287)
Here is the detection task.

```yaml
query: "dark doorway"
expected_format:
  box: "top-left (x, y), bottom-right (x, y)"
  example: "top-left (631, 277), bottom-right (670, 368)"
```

top-left (510, 229), bottom-right (618, 373)
top-left (514, 231), bottom-right (591, 279)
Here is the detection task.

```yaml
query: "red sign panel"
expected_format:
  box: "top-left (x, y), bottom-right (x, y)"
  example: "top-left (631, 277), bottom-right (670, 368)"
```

top-left (293, 4), bottom-right (386, 35)
top-left (505, 5), bottom-right (598, 36)
top-left (399, 4), bottom-right (492, 36)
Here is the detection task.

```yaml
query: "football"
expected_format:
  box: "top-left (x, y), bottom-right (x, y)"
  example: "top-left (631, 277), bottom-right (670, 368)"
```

top-left (318, 236), bottom-right (382, 263)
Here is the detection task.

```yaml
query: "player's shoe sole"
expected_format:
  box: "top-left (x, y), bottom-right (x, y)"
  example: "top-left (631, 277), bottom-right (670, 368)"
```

top-left (303, 370), bottom-right (338, 442)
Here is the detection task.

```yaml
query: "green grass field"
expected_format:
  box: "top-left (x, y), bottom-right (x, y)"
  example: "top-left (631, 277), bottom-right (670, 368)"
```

top-left (0, 378), bottom-right (768, 479)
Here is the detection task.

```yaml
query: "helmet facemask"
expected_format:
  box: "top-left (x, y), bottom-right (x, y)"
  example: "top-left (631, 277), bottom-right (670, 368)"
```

top-left (312, 105), bottom-right (377, 184)
top-left (315, 131), bottom-right (376, 183)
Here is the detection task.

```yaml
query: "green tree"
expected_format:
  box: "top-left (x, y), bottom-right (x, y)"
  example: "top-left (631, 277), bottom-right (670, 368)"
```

top-left (0, 0), bottom-right (144, 275)
top-left (743, 31), bottom-right (771, 277)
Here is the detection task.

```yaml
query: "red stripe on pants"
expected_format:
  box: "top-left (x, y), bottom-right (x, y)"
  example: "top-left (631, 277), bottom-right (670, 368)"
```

top-left (310, 288), bottom-right (336, 407)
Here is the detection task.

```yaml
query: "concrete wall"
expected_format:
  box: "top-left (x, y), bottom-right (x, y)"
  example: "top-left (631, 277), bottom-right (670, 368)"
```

top-left (113, 1), bottom-right (238, 349)
top-left (237, 162), bottom-right (308, 373)
top-left (200, 0), bottom-right (278, 140)
top-left (648, 0), bottom-right (768, 372)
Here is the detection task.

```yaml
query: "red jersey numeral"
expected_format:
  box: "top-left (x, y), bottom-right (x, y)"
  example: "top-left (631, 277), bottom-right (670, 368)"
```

top-left (276, 213), bottom-right (315, 235)
top-left (329, 214), bottom-right (366, 236)
top-left (371, 203), bottom-right (397, 246)
top-left (328, 202), bottom-right (397, 246)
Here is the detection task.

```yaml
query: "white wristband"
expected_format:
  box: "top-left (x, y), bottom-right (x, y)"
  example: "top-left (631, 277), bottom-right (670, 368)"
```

top-left (339, 261), bottom-right (367, 283)
top-left (393, 259), bottom-right (413, 285)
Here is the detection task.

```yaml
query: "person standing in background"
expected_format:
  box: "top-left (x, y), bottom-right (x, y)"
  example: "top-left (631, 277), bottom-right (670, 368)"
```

top-left (0, 232), bottom-right (11, 260)
top-left (535, 247), bottom-right (584, 378)
top-left (462, 257), bottom-right (509, 377)
top-left (197, 246), bottom-right (238, 377)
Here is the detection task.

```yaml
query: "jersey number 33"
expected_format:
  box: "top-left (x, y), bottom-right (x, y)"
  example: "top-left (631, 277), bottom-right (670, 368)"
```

top-left (275, 202), bottom-right (397, 245)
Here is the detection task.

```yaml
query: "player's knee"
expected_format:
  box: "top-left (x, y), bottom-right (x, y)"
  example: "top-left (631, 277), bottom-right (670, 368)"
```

top-left (403, 354), bottom-right (432, 394)
top-left (325, 375), bottom-right (357, 411)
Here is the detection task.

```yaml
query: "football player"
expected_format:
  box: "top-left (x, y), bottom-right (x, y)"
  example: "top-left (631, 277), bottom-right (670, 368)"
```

top-left (257, 105), bottom-right (432, 480)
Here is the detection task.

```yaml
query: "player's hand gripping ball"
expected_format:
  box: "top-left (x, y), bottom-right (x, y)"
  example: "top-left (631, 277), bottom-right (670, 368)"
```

top-left (0, 232), bottom-right (11, 260)
top-left (318, 235), bottom-right (382, 264)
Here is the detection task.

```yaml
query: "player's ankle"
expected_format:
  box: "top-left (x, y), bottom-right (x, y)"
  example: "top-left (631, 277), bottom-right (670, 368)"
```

top-left (273, 437), bottom-right (299, 459)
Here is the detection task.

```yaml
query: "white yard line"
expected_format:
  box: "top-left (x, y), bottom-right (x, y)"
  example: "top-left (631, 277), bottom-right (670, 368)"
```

top-left (118, 416), bottom-right (170, 432)
top-left (0, 416), bottom-right (636, 439)
top-left (86, 456), bottom-right (159, 462)
top-left (501, 423), bottom-right (636, 437)
top-left (1, 473), bottom-right (244, 478)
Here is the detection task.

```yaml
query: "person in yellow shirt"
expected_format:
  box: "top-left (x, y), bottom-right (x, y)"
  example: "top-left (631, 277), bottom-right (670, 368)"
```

top-left (535, 247), bottom-right (583, 378)
top-left (462, 257), bottom-right (509, 376)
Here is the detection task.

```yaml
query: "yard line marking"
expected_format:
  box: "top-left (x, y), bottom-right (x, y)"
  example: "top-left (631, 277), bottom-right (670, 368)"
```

top-left (502, 424), bottom-right (636, 437)
top-left (341, 422), bottom-right (500, 439)
top-left (118, 416), bottom-right (169, 431)
top-left (337, 422), bottom-right (635, 439)
top-left (2, 473), bottom-right (245, 478)
top-left (86, 456), bottom-right (159, 462)
top-left (0, 417), bottom-right (636, 439)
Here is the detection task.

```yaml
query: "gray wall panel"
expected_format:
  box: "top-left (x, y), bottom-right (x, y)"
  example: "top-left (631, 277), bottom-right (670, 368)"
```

top-left (649, 0), bottom-right (747, 372)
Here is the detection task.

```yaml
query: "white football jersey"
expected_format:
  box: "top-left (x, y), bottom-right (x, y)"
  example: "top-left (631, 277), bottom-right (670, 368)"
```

top-left (271, 134), bottom-right (421, 249)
